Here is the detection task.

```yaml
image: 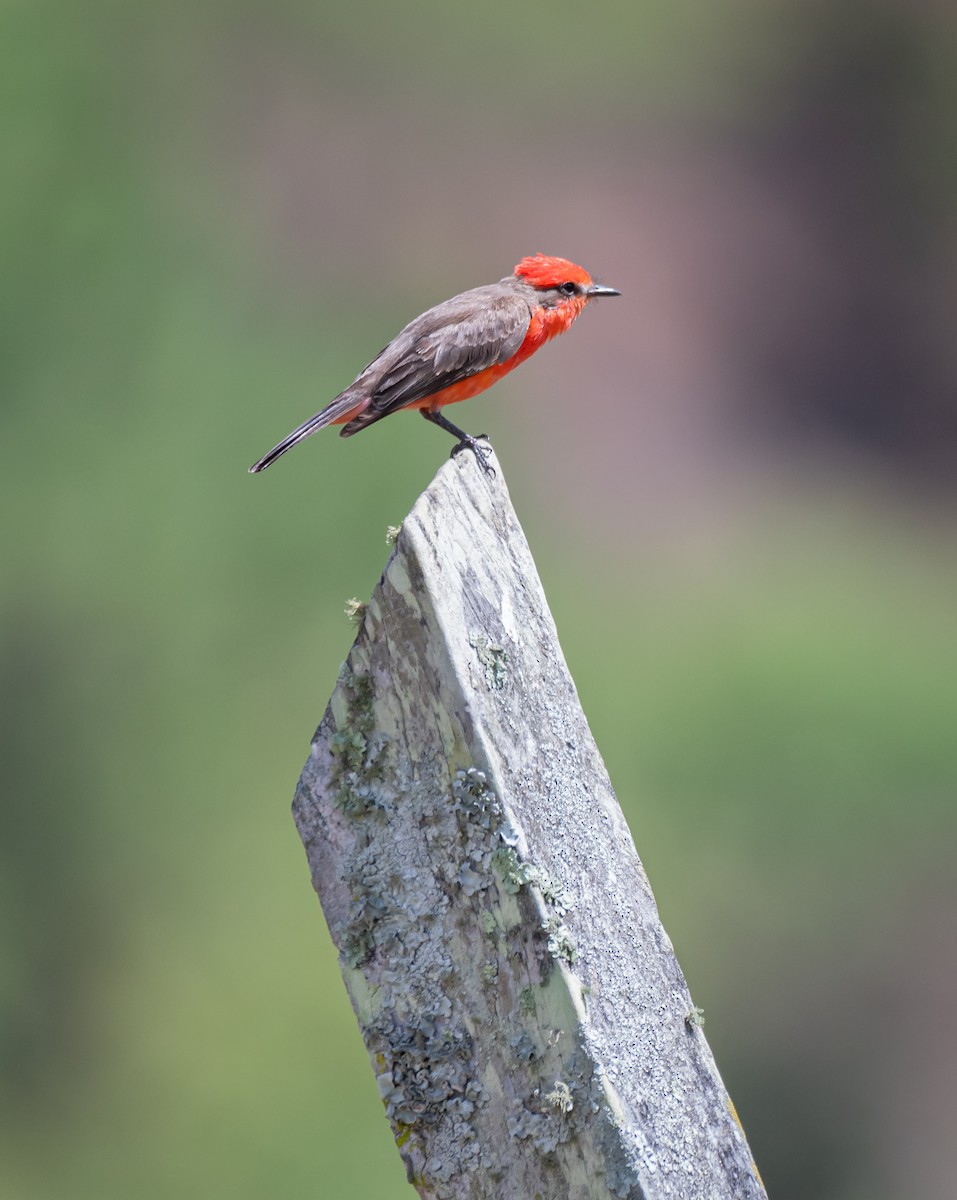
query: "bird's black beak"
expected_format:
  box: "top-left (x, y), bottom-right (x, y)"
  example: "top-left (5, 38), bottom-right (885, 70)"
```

top-left (586, 282), bottom-right (621, 297)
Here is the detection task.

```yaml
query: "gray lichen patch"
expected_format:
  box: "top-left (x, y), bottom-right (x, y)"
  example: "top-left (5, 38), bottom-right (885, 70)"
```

top-left (490, 845), bottom-right (529, 895)
top-left (450, 766), bottom-right (529, 905)
top-left (328, 668), bottom-right (389, 818)
top-left (323, 667), bottom-right (400, 966)
top-left (542, 913), bottom-right (577, 965)
top-left (468, 630), bottom-right (509, 690)
top-left (370, 1014), bottom-right (483, 1127)
top-left (337, 839), bottom-right (391, 969)
top-left (510, 1029), bottom-right (537, 1061)
top-left (451, 766), bottom-right (503, 832)
top-left (341, 887), bottom-right (390, 968)
top-left (486, 843), bottom-right (577, 967)
top-left (507, 1101), bottom-right (574, 1155)
top-left (506, 1053), bottom-right (593, 1158)
top-left (368, 1012), bottom-right (489, 1186)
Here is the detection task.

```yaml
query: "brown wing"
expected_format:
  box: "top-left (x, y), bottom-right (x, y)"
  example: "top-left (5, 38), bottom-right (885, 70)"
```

top-left (341, 286), bottom-right (531, 434)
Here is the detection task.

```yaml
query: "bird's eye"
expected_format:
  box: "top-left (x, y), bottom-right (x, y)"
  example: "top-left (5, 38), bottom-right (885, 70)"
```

top-left (559, 281), bottom-right (578, 296)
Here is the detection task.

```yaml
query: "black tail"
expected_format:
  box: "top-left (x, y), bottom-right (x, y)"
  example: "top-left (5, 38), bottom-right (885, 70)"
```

top-left (248, 391), bottom-right (361, 473)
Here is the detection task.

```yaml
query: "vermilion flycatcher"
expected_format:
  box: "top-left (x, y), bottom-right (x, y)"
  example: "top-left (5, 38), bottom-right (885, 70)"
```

top-left (248, 254), bottom-right (620, 474)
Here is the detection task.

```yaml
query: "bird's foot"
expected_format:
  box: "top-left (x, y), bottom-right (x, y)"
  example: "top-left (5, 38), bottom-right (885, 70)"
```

top-left (451, 434), bottom-right (495, 476)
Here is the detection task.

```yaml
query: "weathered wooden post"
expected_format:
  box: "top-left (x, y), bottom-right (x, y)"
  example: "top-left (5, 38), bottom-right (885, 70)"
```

top-left (292, 449), bottom-right (766, 1199)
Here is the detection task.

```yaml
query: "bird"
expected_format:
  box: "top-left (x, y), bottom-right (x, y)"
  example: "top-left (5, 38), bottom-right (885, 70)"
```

top-left (248, 254), bottom-right (620, 475)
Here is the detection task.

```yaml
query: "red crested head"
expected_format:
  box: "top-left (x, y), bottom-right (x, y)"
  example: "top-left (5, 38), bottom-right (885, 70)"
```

top-left (513, 254), bottom-right (593, 291)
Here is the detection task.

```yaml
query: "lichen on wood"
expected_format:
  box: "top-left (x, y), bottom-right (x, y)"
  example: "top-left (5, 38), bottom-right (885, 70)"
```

top-left (292, 449), bottom-right (766, 1200)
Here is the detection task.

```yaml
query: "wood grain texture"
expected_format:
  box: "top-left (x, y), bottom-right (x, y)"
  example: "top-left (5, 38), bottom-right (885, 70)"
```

top-left (293, 449), bottom-right (766, 1200)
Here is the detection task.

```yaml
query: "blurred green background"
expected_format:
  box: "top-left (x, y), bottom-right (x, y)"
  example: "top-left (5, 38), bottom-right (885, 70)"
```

top-left (3, 2), bottom-right (956, 1197)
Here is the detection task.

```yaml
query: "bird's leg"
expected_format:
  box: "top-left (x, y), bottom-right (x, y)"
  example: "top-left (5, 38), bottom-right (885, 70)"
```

top-left (420, 409), bottom-right (495, 476)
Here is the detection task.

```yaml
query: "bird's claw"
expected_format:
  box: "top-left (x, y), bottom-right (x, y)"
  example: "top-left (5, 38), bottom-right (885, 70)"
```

top-left (451, 435), bottom-right (495, 476)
